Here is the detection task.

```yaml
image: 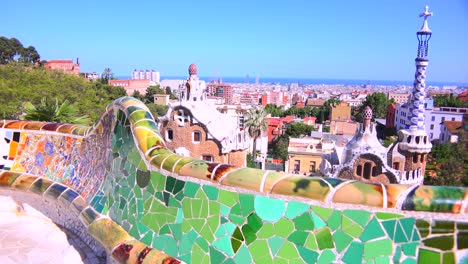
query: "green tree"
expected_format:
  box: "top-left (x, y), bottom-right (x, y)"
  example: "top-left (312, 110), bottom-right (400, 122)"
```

top-left (21, 98), bottom-right (90, 125)
top-left (433, 94), bottom-right (466, 107)
top-left (359, 92), bottom-right (392, 119)
top-left (244, 107), bottom-right (269, 158)
top-left (285, 122), bottom-right (315, 138)
top-left (425, 131), bottom-right (468, 187)
top-left (146, 104), bottom-right (168, 118)
top-left (0, 64), bottom-right (126, 122)
top-left (101, 67), bottom-right (113, 84)
top-left (143, 85), bottom-right (166, 104)
top-left (269, 135), bottom-right (289, 162)
top-left (0, 37), bottom-right (40, 64)
top-left (264, 103), bottom-right (284, 117)
top-left (132, 90), bottom-right (144, 101)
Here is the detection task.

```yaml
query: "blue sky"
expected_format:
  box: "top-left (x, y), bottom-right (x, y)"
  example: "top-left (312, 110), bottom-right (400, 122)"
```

top-left (3, 0), bottom-right (468, 83)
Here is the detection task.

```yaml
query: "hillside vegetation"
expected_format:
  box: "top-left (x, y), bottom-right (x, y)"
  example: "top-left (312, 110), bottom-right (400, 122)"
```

top-left (0, 63), bottom-right (126, 124)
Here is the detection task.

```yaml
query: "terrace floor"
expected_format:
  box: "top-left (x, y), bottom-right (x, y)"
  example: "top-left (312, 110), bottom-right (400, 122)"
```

top-left (0, 196), bottom-right (105, 264)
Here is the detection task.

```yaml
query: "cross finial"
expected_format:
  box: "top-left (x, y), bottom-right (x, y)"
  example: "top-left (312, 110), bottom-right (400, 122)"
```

top-left (419, 5), bottom-right (433, 20)
top-left (418, 5), bottom-right (433, 33)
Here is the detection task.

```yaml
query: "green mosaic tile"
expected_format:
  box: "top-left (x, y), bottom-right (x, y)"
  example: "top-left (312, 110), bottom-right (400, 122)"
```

top-left (179, 230), bottom-right (198, 255)
top-left (317, 249), bottom-right (335, 264)
top-left (393, 246), bottom-right (402, 263)
top-left (274, 218), bottom-right (294, 238)
top-left (316, 228), bottom-right (334, 250)
top-left (150, 171), bottom-right (166, 192)
top-left (203, 185), bottom-right (219, 200)
top-left (402, 258), bottom-right (417, 264)
top-left (269, 237), bottom-right (285, 256)
top-left (277, 241), bottom-right (300, 259)
top-left (257, 223), bottom-right (275, 239)
top-left (297, 246), bottom-right (319, 263)
top-left (395, 222), bottom-right (409, 243)
top-left (360, 217), bottom-right (385, 242)
top-left (423, 236), bottom-right (454, 250)
top-left (326, 211), bottom-right (342, 230)
top-left (210, 246), bottom-right (227, 264)
top-left (375, 256), bottom-right (390, 264)
top-left (342, 215), bottom-right (364, 238)
top-left (293, 212), bottom-right (314, 231)
top-left (219, 189), bottom-right (239, 207)
top-left (458, 231), bottom-right (468, 249)
top-left (401, 242), bottom-right (418, 257)
top-left (310, 212), bottom-right (326, 229)
top-left (249, 239), bottom-right (273, 263)
top-left (184, 181), bottom-right (200, 198)
top-left (342, 242), bottom-right (363, 264)
top-left (247, 213), bottom-right (263, 233)
top-left (192, 242), bottom-right (210, 264)
top-left (333, 229), bottom-right (353, 253)
top-left (213, 236), bottom-right (234, 257)
top-left (417, 249), bottom-right (441, 264)
top-left (255, 196), bottom-right (285, 222)
top-left (376, 212), bottom-right (404, 220)
top-left (344, 209), bottom-right (371, 227)
top-left (382, 220), bottom-right (396, 240)
top-left (233, 244), bottom-right (252, 264)
top-left (432, 221), bottom-right (455, 234)
top-left (285, 201), bottom-right (309, 219)
top-left (242, 225), bottom-right (256, 245)
top-left (363, 238), bottom-right (392, 260)
top-left (311, 205), bottom-right (333, 221)
top-left (304, 233), bottom-right (318, 250)
top-left (287, 231), bottom-right (308, 246)
top-left (443, 252), bottom-right (455, 264)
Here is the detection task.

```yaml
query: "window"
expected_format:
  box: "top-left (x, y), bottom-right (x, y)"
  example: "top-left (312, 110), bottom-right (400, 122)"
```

top-left (430, 124), bottom-right (434, 130)
top-left (393, 162), bottom-right (400, 170)
top-left (431, 116), bottom-right (435, 121)
top-left (193, 131), bottom-right (202, 143)
top-left (201, 155), bottom-right (213, 162)
top-left (452, 118), bottom-right (456, 121)
top-left (363, 162), bottom-right (372, 179)
top-left (166, 129), bottom-right (173, 141)
top-left (309, 161), bottom-right (316, 173)
top-left (294, 160), bottom-right (300, 173)
top-left (356, 165), bottom-right (362, 176)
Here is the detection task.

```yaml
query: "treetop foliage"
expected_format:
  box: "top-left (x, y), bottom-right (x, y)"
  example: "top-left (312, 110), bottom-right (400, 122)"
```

top-left (0, 63), bottom-right (127, 123)
top-left (0, 37), bottom-right (40, 65)
top-left (433, 94), bottom-right (466, 108)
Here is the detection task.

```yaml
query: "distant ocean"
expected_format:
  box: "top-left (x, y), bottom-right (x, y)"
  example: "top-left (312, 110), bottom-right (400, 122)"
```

top-left (115, 76), bottom-right (467, 88)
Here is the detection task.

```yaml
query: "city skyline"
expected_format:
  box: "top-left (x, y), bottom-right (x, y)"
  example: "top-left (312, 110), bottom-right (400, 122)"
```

top-left (3, 0), bottom-right (468, 83)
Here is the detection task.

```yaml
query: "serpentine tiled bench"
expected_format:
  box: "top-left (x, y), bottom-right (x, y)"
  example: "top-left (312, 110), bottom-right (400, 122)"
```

top-left (0, 96), bottom-right (467, 263)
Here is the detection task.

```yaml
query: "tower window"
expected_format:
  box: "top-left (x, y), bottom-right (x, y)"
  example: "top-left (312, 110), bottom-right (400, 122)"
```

top-left (193, 131), bottom-right (202, 143)
top-left (413, 154), bottom-right (418, 163)
top-left (356, 165), bottom-right (362, 176)
top-left (201, 155), bottom-right (213, 162)
top-left (166, 129), bottom-right (173, 141)
top-left (363, 162), bottom-right (372, 179)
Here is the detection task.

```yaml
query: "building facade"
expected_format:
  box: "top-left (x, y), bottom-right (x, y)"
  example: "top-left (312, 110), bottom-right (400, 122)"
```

top-left (320, 7), bottom-right (435, 185)
top-left (158, 64), bottom-right (250, 167)
top-left (108, 79), bottom-right (151, 95)
top-left (132, 69), bottom-right (160, 85)
top-left (44, 58), bottom-right (80, 75)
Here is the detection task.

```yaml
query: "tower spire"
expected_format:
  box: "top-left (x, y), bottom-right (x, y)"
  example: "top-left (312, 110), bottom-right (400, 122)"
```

top-left (408, 5), bottom-right (432, 130)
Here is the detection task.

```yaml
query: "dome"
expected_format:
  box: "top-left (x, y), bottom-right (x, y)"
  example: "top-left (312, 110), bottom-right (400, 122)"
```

top-left (363, 106), bottom-right (373, 120)
top-left (189, 64), bottom-right (197, 75)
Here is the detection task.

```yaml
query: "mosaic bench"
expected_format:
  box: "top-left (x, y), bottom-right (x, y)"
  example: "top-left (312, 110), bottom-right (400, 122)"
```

top-left (0, 96), bottom-right (467, 264)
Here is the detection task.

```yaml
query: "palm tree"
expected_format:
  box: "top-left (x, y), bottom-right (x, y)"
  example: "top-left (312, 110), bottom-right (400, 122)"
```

top-left (21, 98), bottom-right (90, 125)
top-left (244, 107), bottom-right (268, 160)
top-left (102, 67), bottom-right (113, 83)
